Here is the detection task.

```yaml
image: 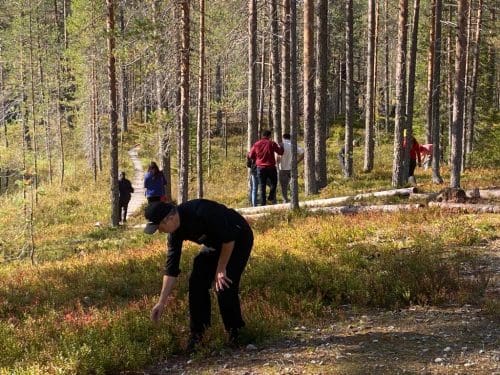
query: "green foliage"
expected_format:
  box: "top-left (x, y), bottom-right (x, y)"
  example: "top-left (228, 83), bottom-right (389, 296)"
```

top-left (468, 121), bottom-right (500, 168)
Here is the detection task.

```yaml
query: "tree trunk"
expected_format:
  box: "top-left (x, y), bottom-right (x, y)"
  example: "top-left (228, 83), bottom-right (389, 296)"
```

top-left (270, 0), bottom-right (281, 141)
top-left (431, 0), bottom-right (443, 184)
top-left (258, 35), bottom-right (266, 135)
top-left (152, 0), bottom-right (171, 202)
top-left (363, 0), bottom-right (376, 173)
top-left (314, 0), bottom-right (328, 188)
top-left (281, 0), bottom-right (291, 135)
top-left (391, 0), bottom-right (408, 188)
top-left (178, 0), bottom-right (190, 203)
top-left (215, 63), bottom-right (223, 135)
top-left (462, 2), bottom-right (473, 170)
top-left (119, 0), bottom-right (128, 133)
top-left (196, 0), bottom-right (205, 199)
top-left (465, 0), bottom-right (483, 156)
top-left (344, 0), bottom-right (354, 179)
top-left (446, 6), bottom-right (453, 163)
top-left (248, 0), bottom-right (258, 150)
top-left (290, 0), bottom-right (299, 209)
top-left (450, 0), bottom-right (468, 188)
top-left (28, 2), bottom-right (39, 202)
top-left (107, 0), bottom-right (120, 226)
top-left (405, 0), bottom-right (420, 154)
top-left (303, 0), bottom-right (317, 195)
top-left (425, 0), bottom-right (436, 145)
top-left (0, 59), bottom-right (6, 148)
top-left (383, 0), bottom-right (390, 132)
top-left (91, 64), bottom-right (97, 182)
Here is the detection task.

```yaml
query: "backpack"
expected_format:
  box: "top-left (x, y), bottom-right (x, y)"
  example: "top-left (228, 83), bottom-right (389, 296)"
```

top-left (246, 156), bottom-right (254, 168)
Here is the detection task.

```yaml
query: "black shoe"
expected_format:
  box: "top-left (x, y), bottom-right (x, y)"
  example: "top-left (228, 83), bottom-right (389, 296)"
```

top-left (227, 328), bottom-right (240, 348)
top-left (186, 333), bottom-right (202, 353)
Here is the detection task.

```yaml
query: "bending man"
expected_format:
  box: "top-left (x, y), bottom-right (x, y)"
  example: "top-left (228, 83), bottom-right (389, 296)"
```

top-left (144, 199), bottom-right (253, 350)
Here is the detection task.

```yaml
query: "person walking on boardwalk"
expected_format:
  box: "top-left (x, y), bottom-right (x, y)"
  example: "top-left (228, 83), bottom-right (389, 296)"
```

top-left (247, 130), bottom-right (284, 205)
top-left (144, 161), bottom-right (167, 203)
top-left (118, 171), bottom-right (134, 223)
top-left (144, 199), bottom-right (253, 351)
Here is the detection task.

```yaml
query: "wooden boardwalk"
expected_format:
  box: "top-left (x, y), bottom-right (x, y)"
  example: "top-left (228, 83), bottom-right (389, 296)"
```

top-left (126, 147), bottom-right (146, 221)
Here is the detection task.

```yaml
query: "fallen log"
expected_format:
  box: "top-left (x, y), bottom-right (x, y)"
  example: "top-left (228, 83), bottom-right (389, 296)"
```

top-left (428, 202), bottom-right (500, 213)
top-left (466, 189), bottom-right (500, 199)
top-left (309, 203), bottom-right (423, 214)
top-left (408, 192), bottom-right (440, 202)
top-left (242, 203), bottom-right (423, 221)
top-left (237, 187), bottom-right (418, 215)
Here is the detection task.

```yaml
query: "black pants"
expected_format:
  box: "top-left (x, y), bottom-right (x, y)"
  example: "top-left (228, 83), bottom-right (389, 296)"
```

top-left (147, 196), bottom-right (161, 203)
top-left (119, 198), bottom-right (130, 222)
top-left (409, 159), bottom-right (417, 177)
top-left (189, 226), bottom-right (253, 335)
top-left (257, 166), bottom-right (278, 205)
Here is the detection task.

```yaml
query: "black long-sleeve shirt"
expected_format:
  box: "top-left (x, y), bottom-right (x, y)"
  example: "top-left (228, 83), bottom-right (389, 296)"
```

top-left (165, 199), bottom-right (250, 277)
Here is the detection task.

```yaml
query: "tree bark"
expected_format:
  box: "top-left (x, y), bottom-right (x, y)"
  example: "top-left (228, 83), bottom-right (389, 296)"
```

top-left (428, 202), bottom-right (500, 213)
top-left (450, 0), bottom-right (468, 188)
top-left (344, 0), bottom-right (354, 179)
top-left (248, 0), bottom-right (258, 150)
top-left (391, 0), bottom-right (408, 188)
top-left (431, 0), bottom-right (443, 184)
top-left (425, 0), bottom-right (436, 144)
top-left (238, 187), bottom-right (418, 215)
top-left (363, 0), bottom-right (376, 173)
top-left (106, 0), bottom-right (120, 226)
top-left (270, 0), bottom-right (281, 141)
top-left (258, 35), bottom-right (266, 135)
top-left (405, 0), bottom-right (420, 152)
top-left (290, 0), bottom-right (299, 209)
top-left (465, 0), bottom-right (483, 157)
top-left (178, 0), bottom-right (190, 203)
top-left (28, 1), bottom-right (39, 202)
top-left (281, 0), bottom-right (290, 135)
top-left (119, 0), bottom-right (128, 133)
top-left (383, 0), bottom-right (390, 132)
top-left (196, 0), bottom-right (205, 199)
top-left (303, 0), bottom-right (317, 194)
top-left (314, 0), bottom-right (328, 188)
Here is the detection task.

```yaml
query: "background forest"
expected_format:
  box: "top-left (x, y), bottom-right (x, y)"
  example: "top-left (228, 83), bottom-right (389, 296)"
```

top-left (0, 0), bottom-right (498, 374)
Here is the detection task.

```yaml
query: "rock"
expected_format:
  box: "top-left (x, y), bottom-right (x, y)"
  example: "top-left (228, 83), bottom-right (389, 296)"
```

top-left (434, 357), bottom-right (445, 363)
top-left (246, 344), bottom-right (257, 351)
top-left (443, 347), bottom-right (452, 352)
top-left (284, 353), bottom-right (293, 359)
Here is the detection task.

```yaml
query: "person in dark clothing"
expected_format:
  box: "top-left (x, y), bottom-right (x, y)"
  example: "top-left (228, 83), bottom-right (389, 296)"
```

top-left (248, 129), bottom-right (284, 205)
top-left (144, 199), bottom-right (253, 351)
top-left (144, 161), bottom-right (168, 203)
top-left (118, 171), bottom-right (134, 223)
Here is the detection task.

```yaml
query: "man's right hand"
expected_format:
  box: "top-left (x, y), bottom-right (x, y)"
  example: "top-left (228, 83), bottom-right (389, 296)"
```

top-left (150, 301), bottom-right (167, 323)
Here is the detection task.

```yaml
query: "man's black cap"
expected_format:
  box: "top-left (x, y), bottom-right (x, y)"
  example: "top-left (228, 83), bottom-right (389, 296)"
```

top-left (144, 202), bottom-right (175, 234)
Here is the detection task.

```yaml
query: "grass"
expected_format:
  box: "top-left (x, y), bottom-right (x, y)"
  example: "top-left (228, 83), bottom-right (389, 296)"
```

top-left (0, 210), bottom-right (498, 374)
top-left (0, 117), bottom-right (498, 374)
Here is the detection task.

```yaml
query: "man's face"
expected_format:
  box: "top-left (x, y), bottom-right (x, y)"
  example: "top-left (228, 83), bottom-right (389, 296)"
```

top-left (158, 213), bottom-right (179, 233)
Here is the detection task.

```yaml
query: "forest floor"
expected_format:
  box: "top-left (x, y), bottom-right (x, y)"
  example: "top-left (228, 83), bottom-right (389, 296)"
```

top-left (139, 240), bottom-right (500, 375)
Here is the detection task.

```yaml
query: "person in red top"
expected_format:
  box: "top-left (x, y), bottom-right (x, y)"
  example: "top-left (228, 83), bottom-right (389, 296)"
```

top-left (403, 136), bottom-right (421, 183)
top-left (248, 130), bottom-right (284, 205)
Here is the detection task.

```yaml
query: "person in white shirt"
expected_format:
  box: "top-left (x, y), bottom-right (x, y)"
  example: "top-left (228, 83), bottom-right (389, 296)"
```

top-left (276, 133), bottom-right (304, 203)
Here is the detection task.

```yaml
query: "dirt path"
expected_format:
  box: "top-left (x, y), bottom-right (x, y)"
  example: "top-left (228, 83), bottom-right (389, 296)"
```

top-left (126, 146), bottom-right (145, 220)
top-left (142, 241), bottom-right (499, 375)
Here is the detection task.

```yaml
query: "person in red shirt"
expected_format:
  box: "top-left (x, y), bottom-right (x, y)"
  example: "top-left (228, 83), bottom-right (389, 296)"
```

top-left (248, 130), bottom-right (284, 205)
top-left (403, 136), bottom-right (421, 183)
